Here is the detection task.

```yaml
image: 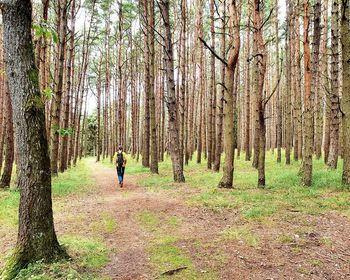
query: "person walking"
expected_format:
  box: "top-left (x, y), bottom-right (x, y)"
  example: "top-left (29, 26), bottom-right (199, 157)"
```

top-left (113, 146), bottom-right (127, 188)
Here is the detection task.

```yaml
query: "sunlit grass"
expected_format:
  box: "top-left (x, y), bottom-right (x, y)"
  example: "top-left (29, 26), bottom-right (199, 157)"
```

top-left (120, 151), bottom-right (350, 221)
top-left (0, 159), bottom-right (95, 228)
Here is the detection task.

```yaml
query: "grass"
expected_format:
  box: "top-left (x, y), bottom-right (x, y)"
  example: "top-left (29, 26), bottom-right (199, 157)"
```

top-left (221, 226), bottom-right (259, 248)
top-left (90, 212), bottom-right (117, 234)
top-left (12, 235), bottom-right (109, 280)
top-left (0, 159), bottom-right (95, 229)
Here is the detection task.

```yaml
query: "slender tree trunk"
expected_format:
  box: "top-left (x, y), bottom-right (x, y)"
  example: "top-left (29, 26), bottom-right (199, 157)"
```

top-left (341, 0), bottom-right (350, 184)
top-left (218, 0), bottom-right (240, 188)
top-left (50, 0), bottom-right (68, 176)
top-left (213, 0), bottom-right (226, 172)
top-left (302, 0), bottom-right (313, 186)
top-left (253, 0), bottom-right (267, 188)
top-left (148, 0), bottom-right (158, 174)
top-left (327, 0), bottom-right (340, 169)
top-left (60, 0), bottom-right (75, 172)
top-left (0, 1), bottom-right (67, 278)
top-left (285, 0), bottom-right (292, 165)
top-left (311, 0), bottom-right (322, 160)
top-left (142, 0), bottom-right (150, 168)
top-left (159, 0), bottom-right (185, 183)
top-left (245, 5), bottom-right (251, 161)
top-left (0, 82), bottom-right (14, 188)
top-left (276, 0), bottom-right (282, 163)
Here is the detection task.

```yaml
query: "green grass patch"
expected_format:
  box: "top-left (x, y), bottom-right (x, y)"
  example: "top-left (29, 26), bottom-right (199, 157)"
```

top-left (90, 212), bottom-right (117, 234)
top-left (137, 210), bottom-right (160, 230)
top-left (221, 226), bottom-right (259, 248)
top-left (60, 235), bottom-right (109, 269)
top-left (52, 159), bottom-right (95, 196)
top-left (0, 159), bottom-right (94, 229)
top-left (13, 235), bottom-right (109, 280)
top-left (0, 190), bottom-right (19, 227)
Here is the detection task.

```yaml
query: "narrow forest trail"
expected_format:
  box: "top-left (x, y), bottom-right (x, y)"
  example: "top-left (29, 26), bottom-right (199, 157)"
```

top-left (53, 160), bottom-right (350, 280)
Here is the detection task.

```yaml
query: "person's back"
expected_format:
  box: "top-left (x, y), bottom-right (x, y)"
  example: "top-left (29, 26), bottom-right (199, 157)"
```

top-left (113, 146), bottom-right (127, 188)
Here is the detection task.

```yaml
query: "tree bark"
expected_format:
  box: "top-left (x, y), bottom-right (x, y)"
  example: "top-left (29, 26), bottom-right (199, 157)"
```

top-left (302, 0), bottom-right (313, 186)
top-left (50, 0), bottom-right (68, 176)
top-left (159, 0), bottom-right (185, 183)
top-left (218, 0), bottom-right (240, 189)
top-left (327, 0), bottom-right (340, 169)
top-left (341, 0), bottom-right (350, 184)
top-left (0, 82), bottom-right (14, 188)
top-left (0, 1), bottom-right (66, 278)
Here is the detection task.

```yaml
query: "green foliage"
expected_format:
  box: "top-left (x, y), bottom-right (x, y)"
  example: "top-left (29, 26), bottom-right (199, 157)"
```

top-left (57, 128), bottom-right (74, 137)
top-left (32, 24), bottom-right (58, 43)
top-left (41, 88), bottom-right (54, 100)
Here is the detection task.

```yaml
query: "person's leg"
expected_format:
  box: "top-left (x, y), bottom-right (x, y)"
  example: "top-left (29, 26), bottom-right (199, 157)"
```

top-left (116, 167), bottom-right (122, 186)
top-left (120, 167), bottom-right (125, 187)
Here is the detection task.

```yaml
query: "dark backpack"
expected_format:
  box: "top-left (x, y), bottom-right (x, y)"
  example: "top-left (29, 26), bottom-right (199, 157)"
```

top-left (116, 152), bottom-right (124, 167)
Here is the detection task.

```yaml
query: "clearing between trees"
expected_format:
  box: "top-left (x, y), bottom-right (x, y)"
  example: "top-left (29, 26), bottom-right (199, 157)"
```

top-left (1, 156), bottom-right (349, 279)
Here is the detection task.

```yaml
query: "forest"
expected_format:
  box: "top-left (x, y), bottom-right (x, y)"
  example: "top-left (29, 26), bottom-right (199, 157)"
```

top-left (0, 0), bottom-right (349, 279)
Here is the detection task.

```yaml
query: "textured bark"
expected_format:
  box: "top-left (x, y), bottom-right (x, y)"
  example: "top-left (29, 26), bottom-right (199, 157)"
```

top-left (159, 0), bottom-right (185, 183)
top-left (275, 0), bottom-right (282, 163)
top-left (327, 0), bottom-right (340, 169)
top-left (311, 0), bottom-right (322, 160)
top-left (285, 0), bottom-right (292, 165)
top-left (142, 0), bottom-right (150, 168)
top-left (294, 10), bottom-right (303, 160)
top-left (50, 0), bottom-right (68, 176)
top-left (197, 0), bottom-right (203, 164)
top-left (207, 0), bottom-right (215, 169)
top-left (218, 0), bottom-right (240, 189)
top-left (180, 0), bottom-right (187, 168)
top-left (245, 4), bottom-right (251, 162)
top-left (148, 0), bottom-right (158, 174)
top-left (321, 0), bottom-right (330, 164)
top-left (254, 0), bottom-right (267, 188)
top-left (0, 1), bottom-right (66, 278)
top-left (213, 0), bottom-right (226, 172)
top-left (0, 82), bottom-right (14, 188)
top-left (302, 0), bottom-right (313, 186)
top-left (341, 0), bottom-right (350, 184)
top-left (60, 0), bottom-right (75, 172)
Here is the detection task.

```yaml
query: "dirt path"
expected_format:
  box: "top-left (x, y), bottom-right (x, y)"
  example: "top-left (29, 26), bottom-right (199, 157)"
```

top-left (54, 161), bottom-right (350, 280)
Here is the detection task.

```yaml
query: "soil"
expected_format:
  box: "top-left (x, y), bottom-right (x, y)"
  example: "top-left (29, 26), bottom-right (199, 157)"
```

top-left (1, 161), bottom-right (349, 280)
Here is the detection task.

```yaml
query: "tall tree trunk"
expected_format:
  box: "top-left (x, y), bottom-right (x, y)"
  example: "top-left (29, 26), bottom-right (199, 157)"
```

top-left (327, 0), bottom-right (340, 169)
top-left (218, 0), bottom-right (240, 188)
top-left (302, 0), bottom-right (313, 186)
top-left (245, 4), bottom-right (251, 161)
top-left (285, 0), bottom-right (292, 165)
top-left (148, 0), bottom-right (158, 174)
top-left (311, 0), bottom-right (322, 160)
top-left (276, 0), bottom-right (282, 163)
top-left (341, 0), bottom-right (350, 184)
top-left (213, 0), bottom-right (226, 172)
top-left (142, 0), bottom-right (150, 168)
top-left (50, 0), bottom-right (68, 176)
top-left (159, 0), bottom-right (185, 183)
top-left (253, 0), bottom-right (267, 188)
top-left (0, 82), bottom-right (14, 188)
top-left (0, 1), bottom-right (67, 278)
top-left (60, 0), bottom-right (75, 172)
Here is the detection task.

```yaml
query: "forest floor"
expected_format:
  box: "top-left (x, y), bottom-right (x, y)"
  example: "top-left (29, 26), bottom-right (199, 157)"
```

top-left (0, 154), bottom-right (350, 279)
